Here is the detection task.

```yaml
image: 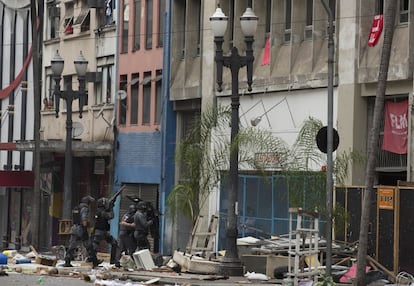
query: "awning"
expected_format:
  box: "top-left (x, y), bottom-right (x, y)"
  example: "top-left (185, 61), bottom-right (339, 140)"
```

top-left (0, 140), bottom-right (112, 156)
top-left (0, 171), bottom-right (34, 187)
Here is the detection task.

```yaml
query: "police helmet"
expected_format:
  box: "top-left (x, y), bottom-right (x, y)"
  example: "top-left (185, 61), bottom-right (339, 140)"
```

top-left (137, 201), bottom-right (147, 211)
top-left (128, 204), bottom-right (137, 213)
top-left (97, 197), bottom-right (108, 208)
top-left (81, 195), bottom-right (95, 204)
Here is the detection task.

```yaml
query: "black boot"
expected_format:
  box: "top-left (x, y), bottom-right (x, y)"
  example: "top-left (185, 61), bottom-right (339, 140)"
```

top-left (92, 258), bottom-right (103, 268)
top-left (63, 258), bottom-right (73, 267)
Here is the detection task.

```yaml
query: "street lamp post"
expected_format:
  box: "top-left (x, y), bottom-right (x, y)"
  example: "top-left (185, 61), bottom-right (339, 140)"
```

top-left (51, 50), bottom-right (88, 220)
top-left (210, 6), bottom-right (258, 276)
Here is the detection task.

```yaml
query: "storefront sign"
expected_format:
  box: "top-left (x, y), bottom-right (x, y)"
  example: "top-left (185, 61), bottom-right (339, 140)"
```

top-left (378, 188), bottom-right (394, 210)
top-left (255, 152), bottom-right (281, 168)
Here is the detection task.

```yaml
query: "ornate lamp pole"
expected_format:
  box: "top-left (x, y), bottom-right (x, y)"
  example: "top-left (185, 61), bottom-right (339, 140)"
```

top-left (210, 6), bottom-right (258, 276)
top-left (51, 50), bottom-right (88, 220)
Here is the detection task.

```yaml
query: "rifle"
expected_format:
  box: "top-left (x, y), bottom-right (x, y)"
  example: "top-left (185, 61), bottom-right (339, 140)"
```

top-left (126, 195), bottom-right (142, 204)
top-left (108, 185), bottom-right (126, 207)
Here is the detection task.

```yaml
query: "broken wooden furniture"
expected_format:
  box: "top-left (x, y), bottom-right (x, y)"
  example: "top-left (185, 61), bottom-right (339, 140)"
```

top-left (186, 213), bottom-right (218, 258)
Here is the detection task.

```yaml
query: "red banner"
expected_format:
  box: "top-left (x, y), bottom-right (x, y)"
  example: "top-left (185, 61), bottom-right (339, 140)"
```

top-left (261, 37), bottom-right (270, 66)
top-left (382, 100), bottom-right (408, 154)
top-left (0, 47), bottom-right (32, 99)
top-left (0, 171), bottom-right (34, 187)
top-left (0, 18), bottom-right (39, 99)
top-left (368, 15), bottom-right (383, 47)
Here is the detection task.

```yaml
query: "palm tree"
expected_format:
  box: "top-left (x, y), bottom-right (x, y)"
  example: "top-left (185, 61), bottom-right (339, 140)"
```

top-left (168, 104), bottom-right (362, 222)
top-left (167, 104), bottom-right (291, 226)
top-left (356, 1), bottom-right (396, 285)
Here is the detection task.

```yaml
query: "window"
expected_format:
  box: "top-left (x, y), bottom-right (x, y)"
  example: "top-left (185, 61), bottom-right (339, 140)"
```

top-left (104, 0), bottom-right (114, 25)
top-left (105, 66), bottom-right (113, 103)
top-left (120, 70), bottom-right (161, 128)
top-left (47, 1), bottom-right (60, 40)
top-left (306, 0), bottom-right (313, 26)
top-left (131, 73), bottom-right (139, 124)
top-left (142, 72), bottom-right (151, 124)
top-left (73, 8), bottom-right (90, 32)
top-left (64, 17), bottom-right (74, 34)
top-left (155, 70), bottom-right (162, 124)
top-left (178, 0), bottom-right (186, 58)
top-left (122, 1), bottom-right (129, 53)
top-left (376, 0), bottom-right (384, 15)
top-left (195, 0), bottom-right (201, 55)
top-left (63, 2), bottom-right (74, 35)
top-left (220, 0), bottom-right (235, 49)
top-left (45, 73), bottom-right (54, 110)
top-left (329, 0), bottom-right (336, 33)
top-left (158, 0), bottom-right (166, 47)
top-left (265, 0), bottom-right (271, 34)
top-left (400, 0), bottom-right (408, 23)
top-left (119, 75), bottom-right (128, 125)
top-left (329, 0), bottom-right (336, 20)
top-left (305, 0), bottom-right (313, 39)
top-left (95, 64), bottom-right (114, 104)
top-left (284, 0), bottom-right (291, 42)
top-left (133, 0), bottom-right (141, 51)
top-left (63, 75), bottom-right (72, 110)
top-left (145, 0), bottom-right (153, 49)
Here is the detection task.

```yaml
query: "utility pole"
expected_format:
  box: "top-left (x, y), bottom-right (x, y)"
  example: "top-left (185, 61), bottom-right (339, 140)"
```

top-left (321, 0), bottom-right (334, 276)
top-left (30, 0), bottom-right (42, 249)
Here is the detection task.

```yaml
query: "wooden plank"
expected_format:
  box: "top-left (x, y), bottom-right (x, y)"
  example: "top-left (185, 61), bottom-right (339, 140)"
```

top-left (366, 255), bottom-right (396, 282)
top-left (186, 214), bottom-right (218, 257)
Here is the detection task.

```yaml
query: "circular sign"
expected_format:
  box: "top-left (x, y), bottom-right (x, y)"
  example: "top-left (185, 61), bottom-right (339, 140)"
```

top-left (316, 126), bottom-right (340, 153)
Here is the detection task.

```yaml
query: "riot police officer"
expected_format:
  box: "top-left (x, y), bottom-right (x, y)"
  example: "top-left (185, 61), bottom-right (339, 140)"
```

top-left (119, 204), bottom-right (137, 256)
top-left (64, 195), bottom-right (97, 267)
top-left (133, 201), bottom-right (153, 251)
top-left (90, 197), bottom-right (120, 267)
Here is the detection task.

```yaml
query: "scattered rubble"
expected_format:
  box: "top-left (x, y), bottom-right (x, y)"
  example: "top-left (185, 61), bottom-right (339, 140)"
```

top-left (0, 237), bottom-right (411, 286)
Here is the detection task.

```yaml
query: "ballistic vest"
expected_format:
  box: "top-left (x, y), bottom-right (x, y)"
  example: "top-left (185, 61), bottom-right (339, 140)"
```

top-left (94, 210), bottom-right (110, 231)
top-left (72, 205), bottom-right (81, 225)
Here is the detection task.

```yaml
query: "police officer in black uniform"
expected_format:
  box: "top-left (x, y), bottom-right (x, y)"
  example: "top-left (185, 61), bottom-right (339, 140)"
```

top-left (133, 201), bottom-right (153, 251)
top-left (119, 204), bottom-right (137, 256)
top-left (64, 195), bottom-right (97, 267)
top-left (145, 202), bottom-right (160, 253)
top-left (90, 197), bottom-right (120, 267)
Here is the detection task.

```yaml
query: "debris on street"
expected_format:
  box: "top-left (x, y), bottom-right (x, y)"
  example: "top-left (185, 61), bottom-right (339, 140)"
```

top-left (0, 242), bottom-right (411, 286)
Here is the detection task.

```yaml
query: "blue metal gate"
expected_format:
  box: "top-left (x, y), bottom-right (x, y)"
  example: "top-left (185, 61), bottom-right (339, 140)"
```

top-left (218, 173), bottom-right (327, 250)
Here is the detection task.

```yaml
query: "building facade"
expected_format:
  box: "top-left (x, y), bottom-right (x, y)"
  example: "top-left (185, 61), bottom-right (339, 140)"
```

top-left (113, 0), bottom-right (171, 254)
top-left (39, 0), bottom-right (116, 248)
top-left (337, 0), bottom-right (411, 186)
top-left (168, 0), bottom-right (338, 250)
top-left (0, 0), bottom-right (36, 251)
top-left (1, 0), bottom-right (413, 259)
